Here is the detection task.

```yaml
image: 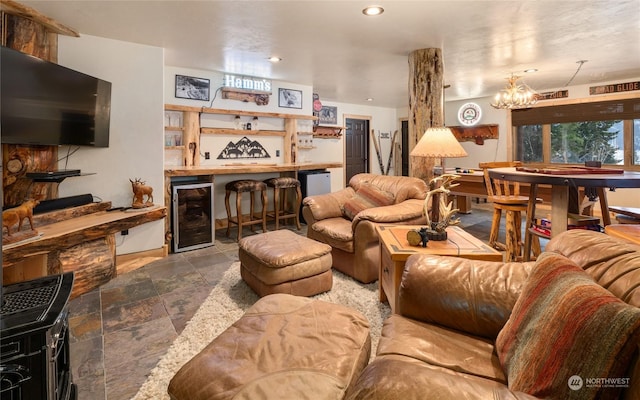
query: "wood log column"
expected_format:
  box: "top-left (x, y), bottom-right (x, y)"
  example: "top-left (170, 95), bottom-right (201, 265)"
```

top-left (408, 48), bottom-right (445, 182)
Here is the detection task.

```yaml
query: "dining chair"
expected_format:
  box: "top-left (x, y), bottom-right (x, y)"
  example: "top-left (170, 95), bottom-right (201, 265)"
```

top-left (479, 161), bottom-right (542, 261)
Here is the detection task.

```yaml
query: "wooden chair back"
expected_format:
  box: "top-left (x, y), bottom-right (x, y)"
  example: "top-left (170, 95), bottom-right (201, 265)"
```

top-left (479, 161), bottom-right (524, 200)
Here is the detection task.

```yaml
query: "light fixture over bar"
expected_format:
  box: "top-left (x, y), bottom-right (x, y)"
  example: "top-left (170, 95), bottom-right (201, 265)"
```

top-left (491, 74), bottom-right (538, 109)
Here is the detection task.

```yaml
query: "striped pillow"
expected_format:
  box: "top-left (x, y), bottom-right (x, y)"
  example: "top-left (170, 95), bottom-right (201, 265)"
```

top-left (341, 183), bottom-right (395, 220)
top-left (496, 252), bottom-right (640, 400)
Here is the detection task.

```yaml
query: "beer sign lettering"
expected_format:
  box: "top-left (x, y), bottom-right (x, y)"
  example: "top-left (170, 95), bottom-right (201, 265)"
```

top-left (223, 74), bottom-right (272, 93)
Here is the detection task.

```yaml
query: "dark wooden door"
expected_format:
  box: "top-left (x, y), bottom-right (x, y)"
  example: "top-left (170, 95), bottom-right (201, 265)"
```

top-left (345, 118), bottom-right (369, 183)
top-left (401, 120), bottom-right (409, 176)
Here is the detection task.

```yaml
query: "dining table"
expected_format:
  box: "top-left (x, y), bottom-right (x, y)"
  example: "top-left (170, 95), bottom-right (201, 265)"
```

top-left (488, 166), bottom-right (640, 261)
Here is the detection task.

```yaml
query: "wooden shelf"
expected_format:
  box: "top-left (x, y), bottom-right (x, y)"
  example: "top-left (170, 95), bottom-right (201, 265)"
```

top-left (298, 146), bottom-right (316, 150)
top-left (449, 124), bottom-right (499, 145)
top-left (313, 125), bottom-right (344, 138)
top-left (164, 126), bottom-right (184, 131)
top-left (200, 127), bottom-right (286, 136)
top-left (165, 104), bottom-right (318, 167)
top-left (165, 145), bottom-right (185, 150)
top-left (165, 104), bottom-right (317, 121)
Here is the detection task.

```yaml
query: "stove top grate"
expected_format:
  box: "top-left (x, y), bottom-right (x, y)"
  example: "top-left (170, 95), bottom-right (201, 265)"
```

top-left (1, 284), bottom-right (57, 315)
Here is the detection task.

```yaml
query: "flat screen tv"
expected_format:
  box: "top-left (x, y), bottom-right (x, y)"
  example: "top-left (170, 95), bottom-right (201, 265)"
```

top-left (1, 45), bottom-right (111, 147)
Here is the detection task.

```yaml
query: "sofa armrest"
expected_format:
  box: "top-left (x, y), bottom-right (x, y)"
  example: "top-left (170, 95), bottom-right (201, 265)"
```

top-left (397, 255), bottom-right (535, 339)
top-left (302, 187), bottom-right (355, 222)
top-left (352, 199), bottom-right (426, 227)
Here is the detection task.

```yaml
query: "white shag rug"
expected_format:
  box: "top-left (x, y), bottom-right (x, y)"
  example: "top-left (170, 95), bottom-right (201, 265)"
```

top-left (132, 263), bottom-right (391, 400)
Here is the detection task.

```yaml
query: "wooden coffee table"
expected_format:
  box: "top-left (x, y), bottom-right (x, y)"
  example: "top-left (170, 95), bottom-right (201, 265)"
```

top-left (377, 224), bottom-right (503, 312)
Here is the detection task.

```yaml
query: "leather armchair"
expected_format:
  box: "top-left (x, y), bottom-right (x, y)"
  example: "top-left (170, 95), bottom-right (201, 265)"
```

top-left (302, 173), bottom-right (428, 283)
top-left (347, 229), bottom-right (640, 399)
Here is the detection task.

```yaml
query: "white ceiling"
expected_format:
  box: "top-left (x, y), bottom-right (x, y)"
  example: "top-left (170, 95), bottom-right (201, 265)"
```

top-left (18, 0), bottom-right (640, 108)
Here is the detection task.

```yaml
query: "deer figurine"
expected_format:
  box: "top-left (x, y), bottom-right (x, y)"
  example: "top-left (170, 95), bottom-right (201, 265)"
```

top-left (130, 178), bottom-right (154, 208)
top-left (2, 198), bottom-right (40, 236)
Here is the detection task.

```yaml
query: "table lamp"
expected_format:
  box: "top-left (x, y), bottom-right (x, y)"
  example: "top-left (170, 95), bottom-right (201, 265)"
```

top-left (410, 127), bottom-right (468, 241)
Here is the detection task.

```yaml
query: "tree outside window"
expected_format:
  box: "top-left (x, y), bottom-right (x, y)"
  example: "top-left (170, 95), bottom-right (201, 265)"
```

top-left (515, 125), bottom-right (543, 162)
top-left (551, 121), bottom-right (622, 164)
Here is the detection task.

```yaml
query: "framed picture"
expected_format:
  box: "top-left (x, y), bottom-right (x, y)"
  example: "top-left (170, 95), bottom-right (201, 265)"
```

top-left (278, 88), bottom-right (303, 109)
top-left (175, 75), bottom-right (210, 101)
top-left (319, 106), bottom-right (338, 124)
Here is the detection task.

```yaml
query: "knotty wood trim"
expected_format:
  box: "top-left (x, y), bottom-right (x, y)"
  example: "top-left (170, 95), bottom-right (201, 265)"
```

top-left (200, 127), bottom-right (286, 136)
top-left (166, 104), bottom-right (318, 120)
top-left (0, 0), bottom-right (79, 36)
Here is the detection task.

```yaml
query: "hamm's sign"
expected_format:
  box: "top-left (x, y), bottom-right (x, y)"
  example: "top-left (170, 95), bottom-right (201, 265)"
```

top-left (224, 74), bottom-right (272, 93)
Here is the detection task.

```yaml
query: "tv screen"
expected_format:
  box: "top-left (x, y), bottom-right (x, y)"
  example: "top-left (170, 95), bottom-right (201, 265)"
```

top-left (1, 46), bottom-right (111, 147)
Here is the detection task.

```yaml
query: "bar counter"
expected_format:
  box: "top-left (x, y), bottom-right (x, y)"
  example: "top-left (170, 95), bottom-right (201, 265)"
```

top-left (164, 162), bottom-right (342, 177)
top-left (163, 162), bottom-right (342, 250)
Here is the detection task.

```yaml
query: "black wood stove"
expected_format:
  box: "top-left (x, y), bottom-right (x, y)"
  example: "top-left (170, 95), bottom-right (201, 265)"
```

top-left (1, 272), bottom-right (76, 400)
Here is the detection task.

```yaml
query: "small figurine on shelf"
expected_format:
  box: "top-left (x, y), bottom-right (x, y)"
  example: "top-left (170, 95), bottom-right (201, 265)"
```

top-left (130, 178), bottom-right (154, 209)
top-left (2, 198), bottom-right (40, 236)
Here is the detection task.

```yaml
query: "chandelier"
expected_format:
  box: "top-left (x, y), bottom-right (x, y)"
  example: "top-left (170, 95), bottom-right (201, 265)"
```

top-left (490, 74), bottom-right (538, 109)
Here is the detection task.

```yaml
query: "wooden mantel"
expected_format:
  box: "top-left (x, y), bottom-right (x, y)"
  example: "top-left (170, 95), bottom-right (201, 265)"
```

top-left (3, 203), bottom-right (167, 298)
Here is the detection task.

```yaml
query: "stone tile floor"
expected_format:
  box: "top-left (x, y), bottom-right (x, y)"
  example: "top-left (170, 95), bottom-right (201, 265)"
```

top-left (68, 202), bottom-right (520, 399)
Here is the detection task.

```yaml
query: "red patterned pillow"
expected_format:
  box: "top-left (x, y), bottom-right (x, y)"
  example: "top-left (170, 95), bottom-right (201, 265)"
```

top-left (495, 252), bottom-right (640, 400)
top-left (341, 183), bottom-right (395, 220)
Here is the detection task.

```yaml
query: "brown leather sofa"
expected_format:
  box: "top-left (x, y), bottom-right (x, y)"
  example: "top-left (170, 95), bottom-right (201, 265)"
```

top-left (347, 229), bottom-right (640, 400)
top-left (302, 173), bottom-right (428, 283)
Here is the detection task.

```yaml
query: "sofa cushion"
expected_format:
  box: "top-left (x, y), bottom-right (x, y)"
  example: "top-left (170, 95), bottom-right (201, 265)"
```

top-left (495, 252), bottom-right (640, 400)
top-left (377, 314), bottom-right (507, 383)
top-left (341, 183), bottom-right (395, 220)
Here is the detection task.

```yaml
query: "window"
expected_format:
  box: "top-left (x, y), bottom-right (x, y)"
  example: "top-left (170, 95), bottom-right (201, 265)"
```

top-left (511, 98), bottom-right (640, 167)
top-left (514, 125), bottom-right (543, 163)
top-left (550, 121), bottom-right (623, 164)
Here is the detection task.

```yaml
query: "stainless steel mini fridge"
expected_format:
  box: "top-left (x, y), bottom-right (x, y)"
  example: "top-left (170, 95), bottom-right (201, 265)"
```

top-left (172, 182), bottom-right (214, 252)
top-left (299, 170), bottom-right (331, 223)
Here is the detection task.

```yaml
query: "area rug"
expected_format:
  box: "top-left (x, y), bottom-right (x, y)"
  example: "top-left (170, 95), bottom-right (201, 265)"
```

top-left (132, 263), bottom-right (391, 400)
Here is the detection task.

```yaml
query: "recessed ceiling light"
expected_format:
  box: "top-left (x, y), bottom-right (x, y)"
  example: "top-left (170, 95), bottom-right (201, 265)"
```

top-left (366, 98), bottom-right (374, 102)
top-left (362, 6), bottom-right (384, 16)
top-left (524, 68), bottom-right (538, 73)
top-left (268, 56), bottom-right (282, 62)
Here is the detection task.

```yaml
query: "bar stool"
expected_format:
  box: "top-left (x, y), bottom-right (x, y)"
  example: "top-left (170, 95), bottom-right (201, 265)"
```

top-left (263, 177), bottom-right (302, 230)
top-left (224, 180), bottom-right (268, 241)
top-left (480, 161), bottom-right (542, 261)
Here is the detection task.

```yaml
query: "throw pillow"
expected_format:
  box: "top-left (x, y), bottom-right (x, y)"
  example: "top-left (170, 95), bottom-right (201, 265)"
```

top-left (495, 252), bottom-right (640, 400)
top-left (341, 183), bottom-right (395, 220)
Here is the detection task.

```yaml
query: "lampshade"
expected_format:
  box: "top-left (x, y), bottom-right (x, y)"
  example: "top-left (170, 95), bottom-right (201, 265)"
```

top-left (410, 127), bottom-right (468, 158)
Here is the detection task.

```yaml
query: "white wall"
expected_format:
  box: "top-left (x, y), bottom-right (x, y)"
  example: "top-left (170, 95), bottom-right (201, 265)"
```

top-left (445, 97), bottom-right (507, 169)
top-left (57, 35), bottom-right (165, 254)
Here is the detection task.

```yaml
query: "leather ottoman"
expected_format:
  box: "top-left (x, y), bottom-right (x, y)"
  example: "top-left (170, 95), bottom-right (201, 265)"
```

top-left (238, 229), bottom-right (333, 297)
top-left (168, 293), bottom-right (372, 400)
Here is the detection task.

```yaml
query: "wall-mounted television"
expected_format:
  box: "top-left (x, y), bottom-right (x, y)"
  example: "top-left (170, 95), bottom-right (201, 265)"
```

top-left (1, 46), bottom-right (111, 147)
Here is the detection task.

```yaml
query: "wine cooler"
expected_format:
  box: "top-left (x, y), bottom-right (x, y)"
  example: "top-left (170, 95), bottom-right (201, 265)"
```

top-left (172, 181), bottom-right (214, 252)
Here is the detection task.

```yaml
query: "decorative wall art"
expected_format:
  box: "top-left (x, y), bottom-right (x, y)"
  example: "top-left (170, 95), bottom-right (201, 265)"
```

top-left (319, 106), bottom-right (338, 124)
top-left (279, 88), bottom-right (303, 109)
top-left (175, 75), bottom-right (210, 101)
top-left (217, 136), bottom-right (271, 160)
